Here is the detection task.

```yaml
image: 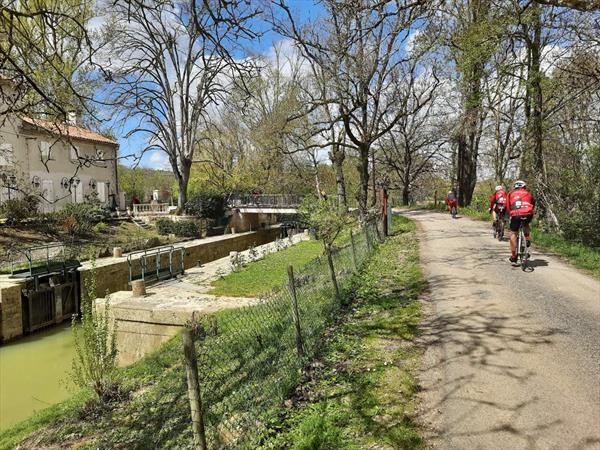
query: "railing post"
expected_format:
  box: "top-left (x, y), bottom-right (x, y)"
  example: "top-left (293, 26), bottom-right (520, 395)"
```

top-left (349, 230), bottom-right (358, 270)
top-left (287, 264), bottom-right (305, 358)
top-left (182, 327), bottom-right (208, 450)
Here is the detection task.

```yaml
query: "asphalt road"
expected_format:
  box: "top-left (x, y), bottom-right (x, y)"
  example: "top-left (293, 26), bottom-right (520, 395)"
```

top-left (401, 209), bottom-right (600, 450)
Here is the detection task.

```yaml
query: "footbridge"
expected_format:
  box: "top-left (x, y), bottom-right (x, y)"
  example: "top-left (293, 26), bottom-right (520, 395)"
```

top-left (227, 194), bottom-right (302, 214)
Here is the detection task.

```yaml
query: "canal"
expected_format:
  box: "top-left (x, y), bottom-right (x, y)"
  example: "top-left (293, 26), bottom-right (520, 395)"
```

top-left (0, 324), bottom-right (76, 431)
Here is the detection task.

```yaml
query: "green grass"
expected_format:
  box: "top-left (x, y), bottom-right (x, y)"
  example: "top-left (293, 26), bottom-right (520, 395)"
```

top-left (255, 215), bottom-right (426, 449)
top-left (209, 239), bottom-right (324, 297)
top-left (416, 202), bottom-right (600, 279)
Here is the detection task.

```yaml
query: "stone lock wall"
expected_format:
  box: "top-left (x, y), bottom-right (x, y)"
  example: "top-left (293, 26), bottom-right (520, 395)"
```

top-left (0, 227), bottom-right (281, 342)
top-left (0, 282), bottom-right (23, 342)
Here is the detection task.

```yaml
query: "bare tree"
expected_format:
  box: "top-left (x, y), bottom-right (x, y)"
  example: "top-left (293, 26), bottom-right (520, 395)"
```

top-left (101, 0), bottom-right (259, 210)
top-left (378, 66), bottom-right (443, 205)
top-left (272, 0), bottom-right (430, 217)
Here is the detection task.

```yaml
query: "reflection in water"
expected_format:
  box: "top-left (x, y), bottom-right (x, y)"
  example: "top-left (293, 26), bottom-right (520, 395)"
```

top-left (0, 323), bottom-right (76, 430)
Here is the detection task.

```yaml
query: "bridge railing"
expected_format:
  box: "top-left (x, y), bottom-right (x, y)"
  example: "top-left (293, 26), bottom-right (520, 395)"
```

top-left (228, 194), bottom-right (303, 208)
top-left (133, 203), bottom-right (170, 215)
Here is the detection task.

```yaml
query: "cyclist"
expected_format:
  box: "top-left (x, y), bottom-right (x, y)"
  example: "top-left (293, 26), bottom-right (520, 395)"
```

top-left (507, 180), bottom-right (535, 263)
top-left (488, 184), bottom-right (508, 230)
top-left (445, 190), bottom-right (457, 216)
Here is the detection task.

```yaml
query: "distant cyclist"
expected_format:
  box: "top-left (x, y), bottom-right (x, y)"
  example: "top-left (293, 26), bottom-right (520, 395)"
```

top-left (488, 184), bottom-right (508, 228)
top-left (507, 180), bottom-right (535, 263)
top-left (445, 190), bottom-right (458, 217)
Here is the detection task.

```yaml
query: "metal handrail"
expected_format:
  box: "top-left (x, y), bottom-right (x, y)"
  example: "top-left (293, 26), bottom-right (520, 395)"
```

top-left (127, 245), bottom-right (185, 284)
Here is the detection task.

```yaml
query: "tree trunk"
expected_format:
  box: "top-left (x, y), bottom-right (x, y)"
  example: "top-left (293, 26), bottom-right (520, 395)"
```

top-left (521, 5), bottom-right (547, 219)
top-left (330, 143), bottom-right (348, 209)
top-left (402, 183), bottom-right (410, 206)
top-left (357, 143), bottom-right (370, 218)
top-left (176, 160), bottom-right (192, 213)
top-left (370, 153), bottom-right (377, 207)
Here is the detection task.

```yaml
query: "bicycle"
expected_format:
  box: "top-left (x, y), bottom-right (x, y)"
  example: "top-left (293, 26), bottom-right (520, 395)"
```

top-left (515, 217), bottom-right (530, 269)
top-left (493, 207), bottom-right (506, 241)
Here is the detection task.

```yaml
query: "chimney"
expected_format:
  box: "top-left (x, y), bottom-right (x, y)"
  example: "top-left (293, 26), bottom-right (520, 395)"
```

top-left (66, 111), bottom-right (77, 125)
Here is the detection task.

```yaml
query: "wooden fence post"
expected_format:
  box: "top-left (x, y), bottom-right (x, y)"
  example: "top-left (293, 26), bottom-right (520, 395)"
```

top-left (287, 264), bottom-right (305, 358)
top-left (349, 230), bottom-right (358, 270)
top-left (182, 327), bottom-right (208, 450)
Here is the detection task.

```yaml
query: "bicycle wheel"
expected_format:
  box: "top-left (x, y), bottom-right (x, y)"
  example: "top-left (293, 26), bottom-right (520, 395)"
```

top-left (498, 219), bottom-right (504, 241)
top-left (518, 227), bottom-right (528, 268)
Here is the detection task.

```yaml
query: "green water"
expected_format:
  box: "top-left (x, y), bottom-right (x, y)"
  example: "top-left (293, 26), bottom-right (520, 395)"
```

top-left (0, 324), bottom-right (76, 431)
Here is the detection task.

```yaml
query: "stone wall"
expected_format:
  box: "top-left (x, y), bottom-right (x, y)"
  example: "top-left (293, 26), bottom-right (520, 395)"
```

top-left (0, 281), bottom-right (23, 342)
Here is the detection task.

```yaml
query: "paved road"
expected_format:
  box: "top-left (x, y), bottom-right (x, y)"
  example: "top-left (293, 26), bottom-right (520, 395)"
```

top-left (401, 210), bottom-right (600, 450)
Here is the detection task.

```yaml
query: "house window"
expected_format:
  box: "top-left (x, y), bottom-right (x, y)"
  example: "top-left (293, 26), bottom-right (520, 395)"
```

top-left (0, 143), bottom-right (13, 166)
top-left (70, 145), bottom-right (79, 162)
top-left (96, 148), bottom-right (105, 160)
top-left (40, 141), bottom-right (51, 159)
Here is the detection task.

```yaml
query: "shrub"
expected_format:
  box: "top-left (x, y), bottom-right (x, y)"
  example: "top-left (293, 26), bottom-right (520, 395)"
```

top-left (155, 218), bottom-right (173, 235)
top-left (155, 218), bottom-right (199, 238)
top-left (172, 220), bottom-right (199, 238)
top-left (59, 201), bottom-right (111, 238)
top-left (0, 195), bottom-right (39, 225)
top-left (185, 192), bottom-right (225, 220)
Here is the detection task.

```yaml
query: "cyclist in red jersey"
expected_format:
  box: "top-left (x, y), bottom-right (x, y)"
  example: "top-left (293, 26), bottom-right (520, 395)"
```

top-left (445, 190), bottom-right (457, 213)
top-left (507, 180), bottom-right (535, 263)
top-left (488, 184), bottom-right (508, 228)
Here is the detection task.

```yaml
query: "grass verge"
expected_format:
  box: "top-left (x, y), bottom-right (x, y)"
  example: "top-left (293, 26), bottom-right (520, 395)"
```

top-left (253, 215), bottom-right (426, 449)
top-left (209, 239), bottom-right (324, 297)
top-left (418, 202), bottom-right (600, 279)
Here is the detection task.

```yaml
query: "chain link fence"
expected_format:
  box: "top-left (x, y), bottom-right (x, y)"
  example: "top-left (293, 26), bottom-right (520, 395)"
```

top-left (182, 220), bottom-right (381, 449)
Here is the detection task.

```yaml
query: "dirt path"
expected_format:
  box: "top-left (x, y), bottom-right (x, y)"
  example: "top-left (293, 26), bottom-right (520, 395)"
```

top-left (401, 210), bottom-right (600, 450)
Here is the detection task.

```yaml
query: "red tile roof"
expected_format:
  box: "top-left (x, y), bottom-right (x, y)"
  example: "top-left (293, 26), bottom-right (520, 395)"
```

top-left (21, 116), bottom-right (118, 146)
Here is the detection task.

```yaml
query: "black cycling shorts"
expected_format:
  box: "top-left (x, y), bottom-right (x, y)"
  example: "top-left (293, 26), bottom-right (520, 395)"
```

top-left (509, 214), bottom-right (533, 232)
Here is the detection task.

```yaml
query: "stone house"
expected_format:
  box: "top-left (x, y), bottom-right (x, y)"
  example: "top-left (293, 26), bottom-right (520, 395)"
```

top-left (0, 80), bottom-right (119, 212)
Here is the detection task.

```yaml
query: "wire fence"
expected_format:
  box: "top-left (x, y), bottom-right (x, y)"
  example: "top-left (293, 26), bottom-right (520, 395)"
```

top-left (182, 219), bottom-right (381, 449)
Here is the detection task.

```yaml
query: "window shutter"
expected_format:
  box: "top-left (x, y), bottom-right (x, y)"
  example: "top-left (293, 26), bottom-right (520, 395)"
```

top-left (40, 141), bottom-right (50, 159)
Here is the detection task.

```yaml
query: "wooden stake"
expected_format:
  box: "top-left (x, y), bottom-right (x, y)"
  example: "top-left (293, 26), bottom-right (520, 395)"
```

top-left (182, 327), bottom-right (208, 450)
top-left (287, 264), bottom-right (305, 358)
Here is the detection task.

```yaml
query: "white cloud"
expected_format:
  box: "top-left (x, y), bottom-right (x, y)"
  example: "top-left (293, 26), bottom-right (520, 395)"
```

top-left (147, 151), bottom-right (170, 169)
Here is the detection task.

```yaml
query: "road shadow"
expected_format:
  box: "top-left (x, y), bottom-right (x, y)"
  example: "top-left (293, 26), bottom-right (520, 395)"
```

top-left (417, 299), bottom-right (576, 447)
top-left (526, 259), bottom-right (549, 268)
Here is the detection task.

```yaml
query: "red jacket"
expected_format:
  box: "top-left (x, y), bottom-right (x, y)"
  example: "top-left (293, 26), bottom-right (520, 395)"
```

top-left (507, 188), bottom-right (535, 217)
top-left (489, 190), bottom-right (508, 210)
top-left (445, 193), bottom-right (457, 206)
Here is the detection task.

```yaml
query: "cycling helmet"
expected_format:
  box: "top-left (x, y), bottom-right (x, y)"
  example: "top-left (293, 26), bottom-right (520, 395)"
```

top-left (495, 185), bottom-right (504, 192)
top-left (513, 180), bottom-right (526, 189)
top-left (448, 190), bottom-right (453, 194)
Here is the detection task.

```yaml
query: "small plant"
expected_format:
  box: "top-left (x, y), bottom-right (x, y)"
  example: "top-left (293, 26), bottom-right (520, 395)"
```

top-left (230, 252), bottom-right (245, 272)
top-left (93, 222), bottom-right (109, 234)
top-left (71, 259), bottom-right (119, 402)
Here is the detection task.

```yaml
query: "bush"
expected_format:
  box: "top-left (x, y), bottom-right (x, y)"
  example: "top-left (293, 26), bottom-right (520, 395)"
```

top-left (155, 218), bottom-right (174, 235)
top-left (172, 220), bottom-right (200, 238)
top-left (155, 218), bottom-right (199, 238)
top-left (60, 201), bottom-right (110, 237)
top-left (0, 195), bottom-right (39, 225)
top-left (185, 192), bottom-right (225, 220)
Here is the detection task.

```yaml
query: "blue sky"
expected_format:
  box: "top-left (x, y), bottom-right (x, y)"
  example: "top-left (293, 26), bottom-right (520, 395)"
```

top-left (113, 0), bottom-right (324, 169)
